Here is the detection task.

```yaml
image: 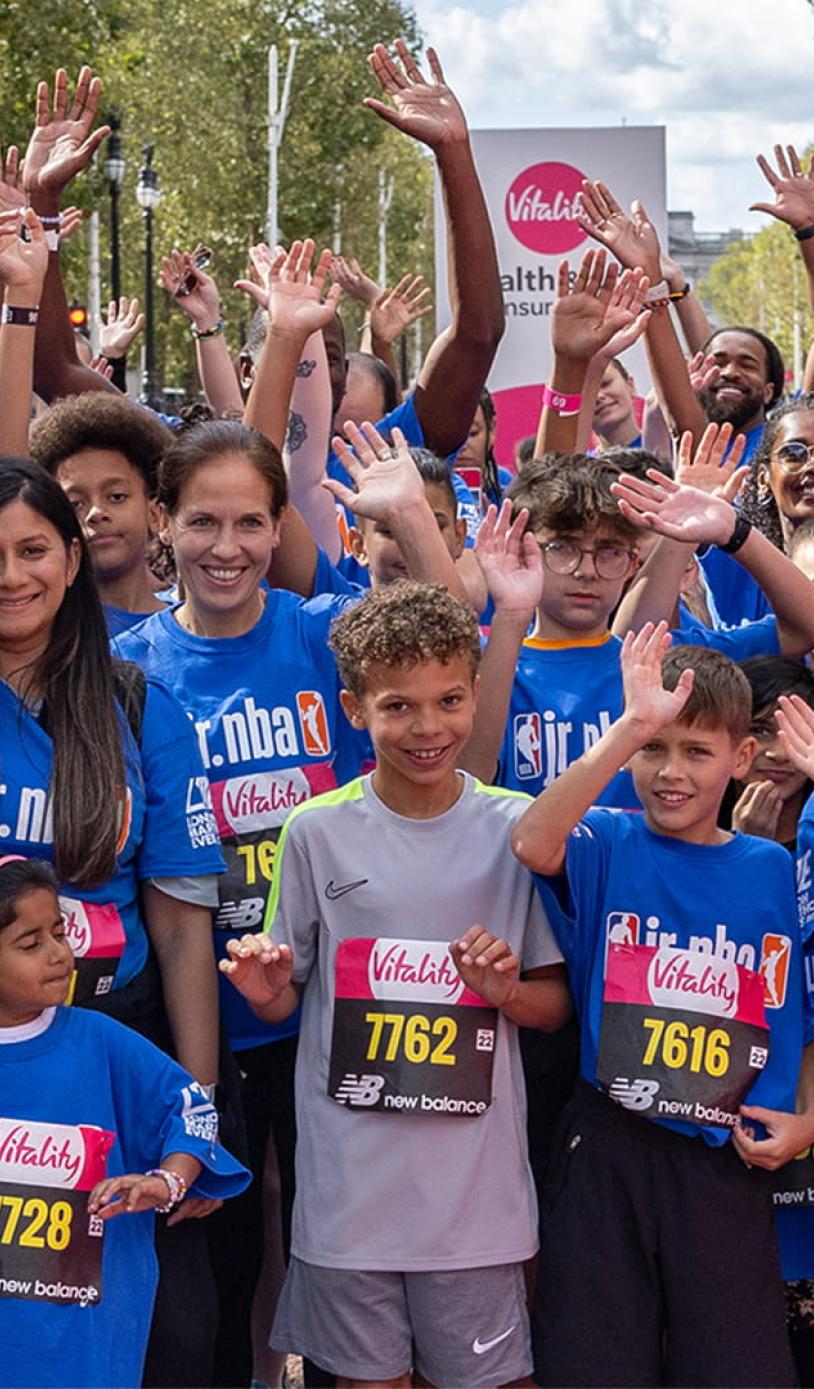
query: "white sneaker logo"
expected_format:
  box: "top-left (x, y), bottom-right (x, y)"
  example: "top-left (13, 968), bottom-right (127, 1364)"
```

top-left (472, 1325), bottom-right (516, 1355)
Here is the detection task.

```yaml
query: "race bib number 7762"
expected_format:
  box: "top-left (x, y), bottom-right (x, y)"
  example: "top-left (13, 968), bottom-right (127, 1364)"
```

top-left (328, 937), bottom-right (497, 1117)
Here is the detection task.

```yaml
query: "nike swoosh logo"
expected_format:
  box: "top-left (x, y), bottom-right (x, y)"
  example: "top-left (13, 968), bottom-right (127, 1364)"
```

top-left (469, 1322), bottom-right (513, 1355)
top-left (472, 1326), bottom-right (516, 1355)
top-left (324, 878), bottom-right (368, 900)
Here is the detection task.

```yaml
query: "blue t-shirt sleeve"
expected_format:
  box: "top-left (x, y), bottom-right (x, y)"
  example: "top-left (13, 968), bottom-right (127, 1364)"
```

top-left (671, 613), bottom-right (780, 660)
top-left (104, 1018), bottom-right (249, 1198)
top-left (312, 546), bottom-right (366, 599)
top-left (533, 807), bottom-right (614, 957)
top-left (375, 390), bottom-right (424, 446)
top-left (135, 677), bottom-right (226, 879)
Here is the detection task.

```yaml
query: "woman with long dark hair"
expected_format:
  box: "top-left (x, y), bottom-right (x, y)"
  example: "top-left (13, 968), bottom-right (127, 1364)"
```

top-left (0, 457), bottom-right (227, 1386)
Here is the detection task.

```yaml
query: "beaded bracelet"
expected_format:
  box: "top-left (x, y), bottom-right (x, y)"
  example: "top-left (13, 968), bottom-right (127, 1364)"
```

top-left (146, 1167), bottom-right (188, 1212)
top-left (190, 319), bottom-right (224, 340)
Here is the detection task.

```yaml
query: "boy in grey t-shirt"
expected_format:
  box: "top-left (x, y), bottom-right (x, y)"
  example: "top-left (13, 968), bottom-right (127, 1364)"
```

top-left (222, 580), bottom-right (570, 1387)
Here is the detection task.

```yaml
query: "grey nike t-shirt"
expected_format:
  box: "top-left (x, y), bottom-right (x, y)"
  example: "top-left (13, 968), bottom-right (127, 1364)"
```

top-left (263, 772), bottom-right (562, 1272)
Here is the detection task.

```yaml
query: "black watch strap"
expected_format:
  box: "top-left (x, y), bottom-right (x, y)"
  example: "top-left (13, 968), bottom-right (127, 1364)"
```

top-left (716, 513), bottom-right (752, 555)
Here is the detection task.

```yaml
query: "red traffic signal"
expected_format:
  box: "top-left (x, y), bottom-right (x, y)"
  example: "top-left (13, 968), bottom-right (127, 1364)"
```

top-left (68, 304), bottom-right (88, 328)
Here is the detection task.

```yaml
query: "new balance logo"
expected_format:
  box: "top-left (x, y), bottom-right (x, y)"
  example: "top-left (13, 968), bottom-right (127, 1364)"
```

top-left (608, 1077), bottom-right (660, 1111)
top-left (334, 1073), bottom-right (385, 1106)
top-left (325, 878), bottom-right (368, 900)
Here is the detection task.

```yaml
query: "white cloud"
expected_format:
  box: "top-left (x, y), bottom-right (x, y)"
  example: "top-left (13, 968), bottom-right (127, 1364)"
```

top-left (412, 0), bottom-right (814, 230)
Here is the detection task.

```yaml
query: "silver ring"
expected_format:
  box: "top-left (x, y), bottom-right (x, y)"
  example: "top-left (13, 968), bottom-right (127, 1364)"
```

top-left (377, 448), bottom-right (398, 460)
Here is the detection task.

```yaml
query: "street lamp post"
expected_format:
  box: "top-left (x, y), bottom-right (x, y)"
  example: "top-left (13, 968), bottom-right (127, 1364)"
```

top-left (104, 117), bottom-right (126, 392)
top-left (135, 146), bottom-right (162, 409)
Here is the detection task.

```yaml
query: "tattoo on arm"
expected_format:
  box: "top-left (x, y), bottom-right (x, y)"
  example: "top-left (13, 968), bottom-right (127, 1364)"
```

top-left (286, 411), bottom-right (307, 452)
top-left (296, 359), bottom-right (317, 378)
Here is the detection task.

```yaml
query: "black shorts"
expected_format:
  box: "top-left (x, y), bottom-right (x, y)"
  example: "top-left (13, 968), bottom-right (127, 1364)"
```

top-left (533, 1079), bottom-right (795, 1388)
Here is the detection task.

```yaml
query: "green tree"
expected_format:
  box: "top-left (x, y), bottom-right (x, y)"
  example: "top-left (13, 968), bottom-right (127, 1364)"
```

top-left (0, 0), bottom-right (434, 393)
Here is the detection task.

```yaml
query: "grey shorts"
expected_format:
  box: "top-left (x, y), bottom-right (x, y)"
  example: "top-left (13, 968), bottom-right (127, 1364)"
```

top-left (271, 1255), bottom-right (532, 1386)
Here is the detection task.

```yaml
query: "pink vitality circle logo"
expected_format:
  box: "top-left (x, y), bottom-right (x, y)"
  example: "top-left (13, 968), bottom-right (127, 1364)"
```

top-left (505, 161), bottom-right (588, 255)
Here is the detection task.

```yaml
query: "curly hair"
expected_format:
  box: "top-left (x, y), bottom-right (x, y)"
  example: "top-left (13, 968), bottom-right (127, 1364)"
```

top-left (506, 452), bottom-right (639, 542)
top-left (328, 580), bottom-right (481, 697)
top-left (739, 394), bottom-right (814, 551)
top-left (30, 393), bottom-right (172, 497)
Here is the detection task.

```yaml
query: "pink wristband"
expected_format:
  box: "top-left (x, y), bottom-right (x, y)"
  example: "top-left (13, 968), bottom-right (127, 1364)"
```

top-left (542, 383), bottom-right (582, 416)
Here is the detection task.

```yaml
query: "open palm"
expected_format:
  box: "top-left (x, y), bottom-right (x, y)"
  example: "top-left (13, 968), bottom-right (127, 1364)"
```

top-left (23, 66), bottom-right (110, 196)
top-left (365, 42), bottom-right (467, 150)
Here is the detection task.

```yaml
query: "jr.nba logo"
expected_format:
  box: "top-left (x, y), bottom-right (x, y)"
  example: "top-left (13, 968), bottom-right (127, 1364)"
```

top-left (296, 691), bottom-right (331, 757)
top-left (604, 911), bottom-right (640, 971)
top-left (514, 713), bottom-right (542, 779)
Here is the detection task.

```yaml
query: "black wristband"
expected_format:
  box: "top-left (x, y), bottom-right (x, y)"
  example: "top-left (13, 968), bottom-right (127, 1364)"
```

top-left (795, 224), bottom-right (814, 242)
top-left (716, 513), bottom-right (752, 555)
top-left (0, 303), bottom-right (39, 326)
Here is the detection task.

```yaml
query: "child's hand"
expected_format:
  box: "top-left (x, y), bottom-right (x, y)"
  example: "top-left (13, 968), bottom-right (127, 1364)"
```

top-left (219, 934), bottom-right (294, 1007)
top-left (733, 1105), bottom-right (814, 1170)
top-left (450, 925), bottom-right (520, 1009)
top-left (674, 422), bottom-right (748, 501)
top-left (88, 1172), bottom-right (180, 1220)
top-left (475, 500), bottom-right (542, 616)
top-left (731, 781), bottom-right (783, 839)
top-left (776, 695), bottom-right (814, 779)
top-left (612, 468), bottom-right (738, 547)
top-left (621, 622), bottom-right (694, 735)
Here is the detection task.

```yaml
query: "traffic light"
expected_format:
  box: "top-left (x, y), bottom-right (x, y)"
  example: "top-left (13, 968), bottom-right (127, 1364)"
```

top-left (68, 304), bottom-right (88, 328)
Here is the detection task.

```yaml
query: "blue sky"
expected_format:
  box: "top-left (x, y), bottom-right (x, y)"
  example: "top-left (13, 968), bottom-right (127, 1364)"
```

top-left (411, 0), bottom-right (814, 232)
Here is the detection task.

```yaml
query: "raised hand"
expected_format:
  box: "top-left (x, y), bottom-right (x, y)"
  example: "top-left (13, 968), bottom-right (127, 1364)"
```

top-left (331, 254), bottom-right (380, 306)
top-left (219, 933), bottom-right (294, 1009)
top-left (160, 248), bottom-right (222, 331)
top-left (687, 350), bottom-right (720, 396)
top-left (776, 694), bottom-right (814, 779)
top-left (0, 208), bottom-right (48, 293)
top-left (621, 622), bottom-right (693, 735)
top-left (612, 468), bottom-right (737, 546)
top-left (236, 240), bottom-right (340, 342)
top-left (475, 500), bottom-right (542, 615)
top-left (365, 40), bottom-right (467, 150)
top-left (89, 354), bottom-right (114, 381)
top-left (750, 145), bottom-right (814, 231)
top-left (731, 781), bottom-right (783, 840)
top-left (674, 422), bottom-right (748, 501)
top-left (0, 144), bottom-right (25, 217)
top-left (575, 180), bottom-right (662, 280)
top-left (449, 925), bottom-right (520, 1009)
top-left (59, 206), bottom-right (84, 241)
top-left (551, 248), bottom-right (649, 362)
top-left (325, 422), bottom-right (423, 519)
top-left (95, 296), bottom-right (145, 359)
top-left (23, 66), bottom-right (111, 197)
top-left (370, 273), bottom-right (433, 344)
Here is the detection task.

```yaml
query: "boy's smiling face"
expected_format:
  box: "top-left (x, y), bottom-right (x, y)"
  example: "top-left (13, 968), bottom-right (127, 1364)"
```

top-left (534, 521), bottom-right (638, 640)
top-left (340, 655), bottom-right (478, 815)
top-left (630, 718), bottom-right (756, 845)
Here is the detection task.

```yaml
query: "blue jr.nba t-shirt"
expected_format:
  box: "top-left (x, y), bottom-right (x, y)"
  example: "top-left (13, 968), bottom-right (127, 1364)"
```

top-left (534, 809), bottom-right (802, 1147)
top-left (497, 632), bottom-right (638, 809)
top-left (113, 594), bottom-right (370, 1050)
top-left (0, 676), bottom-right (224, 1005)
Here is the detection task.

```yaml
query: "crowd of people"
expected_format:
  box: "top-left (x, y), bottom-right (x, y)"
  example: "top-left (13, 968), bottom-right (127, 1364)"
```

top-left (3, 34), bottom-right (814, 1389)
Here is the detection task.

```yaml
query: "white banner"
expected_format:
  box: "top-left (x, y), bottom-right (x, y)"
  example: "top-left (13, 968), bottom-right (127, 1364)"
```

top-left (434, 127), bottom-right (667, 466)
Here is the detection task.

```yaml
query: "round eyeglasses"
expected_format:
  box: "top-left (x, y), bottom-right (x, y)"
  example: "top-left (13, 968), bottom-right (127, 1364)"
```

top-left (774, 440), bottom-right (814, 473)
top-left (539, 538), bottom-right (636, 580)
